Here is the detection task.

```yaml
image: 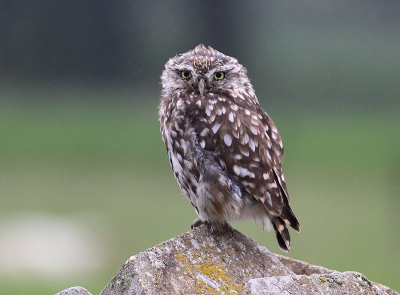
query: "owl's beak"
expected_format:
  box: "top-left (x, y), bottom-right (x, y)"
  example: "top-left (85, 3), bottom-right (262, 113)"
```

top-left (197, 77), bottom-right (206, 96)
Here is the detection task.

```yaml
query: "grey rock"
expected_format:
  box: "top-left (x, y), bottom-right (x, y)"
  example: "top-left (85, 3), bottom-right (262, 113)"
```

top-left (240, 271), bottom-right (397, 295)
top-left (55, 286), bottom-right (92, 295)
top-left (100, 226), bottom-right (399, 295)
top-left (275, 253), bottom-right (334, 275)
top-left (101, 226), bottom-right (292, 295)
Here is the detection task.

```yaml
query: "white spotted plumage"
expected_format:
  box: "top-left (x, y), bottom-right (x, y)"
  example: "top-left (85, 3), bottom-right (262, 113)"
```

top-left (159, 44), bottom-right (300, 252)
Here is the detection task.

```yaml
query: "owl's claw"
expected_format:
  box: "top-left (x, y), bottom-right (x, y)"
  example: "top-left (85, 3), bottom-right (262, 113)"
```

top-left (191, 218), bottom-right (234, 237)
top-left (217, 222), bottom-right (234, 233)
top-left (191, 218), bottom-right (209, 229)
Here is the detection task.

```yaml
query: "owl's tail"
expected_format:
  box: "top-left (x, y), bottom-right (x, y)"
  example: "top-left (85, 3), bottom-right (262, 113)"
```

top-left (272, 217), bottom-right (291, 252)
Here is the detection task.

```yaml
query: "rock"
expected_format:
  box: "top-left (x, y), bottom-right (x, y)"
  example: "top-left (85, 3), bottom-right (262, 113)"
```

top-left (55, 286), bottom-right (92, 295)
top-left (100, 226), bottom-right (292, 295)
top-left (240, 272), bottom-right (398, 295)
top-left (274, 253), bottom-right (334, 275)
top-left (99, 226), bottom-right (399, 295)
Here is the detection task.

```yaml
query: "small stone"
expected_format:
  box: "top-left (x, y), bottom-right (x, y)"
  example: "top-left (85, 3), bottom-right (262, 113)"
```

top-left (55, 286), bottom-right (92, 295)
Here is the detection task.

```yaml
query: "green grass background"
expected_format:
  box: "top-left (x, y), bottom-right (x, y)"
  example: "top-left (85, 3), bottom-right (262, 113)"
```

top-left (0, 86), bottom-right (399, 294)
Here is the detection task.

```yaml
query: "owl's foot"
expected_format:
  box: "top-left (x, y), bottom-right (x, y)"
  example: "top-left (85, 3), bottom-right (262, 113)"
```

top-left (191, 218), bottom-right (209, 229)
top-left (208, 222), bottom-right (234, 238)
top-left (191, 218), bottom-right (233, 236)
top-left (213, 222), bottom-right (234, 233)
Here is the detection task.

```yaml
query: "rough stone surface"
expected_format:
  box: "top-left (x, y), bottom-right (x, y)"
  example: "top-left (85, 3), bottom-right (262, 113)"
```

top-left (100, 226), bottom-right (292, 295)
top-left (99, 226), bottom-right (399, 295)
top-left (240, 272), bottom-right (398, 295)
top-left (275, 253), bottom-right (334, 275)
top-left (55, 286), bottom-right (92, 295)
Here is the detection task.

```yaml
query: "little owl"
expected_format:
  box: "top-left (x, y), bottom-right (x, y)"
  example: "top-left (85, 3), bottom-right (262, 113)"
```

top-left (159, 45), bottom-right (300, 252)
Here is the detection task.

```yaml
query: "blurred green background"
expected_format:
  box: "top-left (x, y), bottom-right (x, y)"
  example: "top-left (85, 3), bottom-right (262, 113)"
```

top-left (1, 1), bottom-right (399, 294)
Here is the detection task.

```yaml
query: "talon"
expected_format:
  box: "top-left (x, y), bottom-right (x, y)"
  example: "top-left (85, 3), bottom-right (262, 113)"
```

top-left (191, 218), bottom-right (208, 229)
top-left (209, 222), bottom-right (233, 236)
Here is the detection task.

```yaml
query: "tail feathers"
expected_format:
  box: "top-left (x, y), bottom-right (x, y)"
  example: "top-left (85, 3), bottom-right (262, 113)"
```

top-left (280, 205), bottom-right (301, 232)
top-left (272, 217), bottom-right (291, 252)
top-left (271, 168), bottom-right (301, 233)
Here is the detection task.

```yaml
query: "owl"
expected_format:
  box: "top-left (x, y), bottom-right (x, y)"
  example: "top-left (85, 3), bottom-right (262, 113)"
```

top-left (159, 45), bottom-right (300, 252)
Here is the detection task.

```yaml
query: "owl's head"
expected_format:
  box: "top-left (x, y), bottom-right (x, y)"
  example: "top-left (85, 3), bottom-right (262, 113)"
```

top-left (161, 45), bottom-right (255, 99)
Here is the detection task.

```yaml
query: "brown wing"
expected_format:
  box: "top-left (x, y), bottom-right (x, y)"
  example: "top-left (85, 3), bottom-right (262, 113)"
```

top-left (259, 108), bottom-right (300, 232)
top-left (187, 92), bottom-right (300, 250)
top-left (188, 93), bottom-right (280, 211)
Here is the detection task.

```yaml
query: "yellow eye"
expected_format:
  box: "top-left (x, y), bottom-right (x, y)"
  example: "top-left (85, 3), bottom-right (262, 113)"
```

top-left (181, 70), bottom-right (192, 79)
top-left (213, 71), bottom-right (225, 80)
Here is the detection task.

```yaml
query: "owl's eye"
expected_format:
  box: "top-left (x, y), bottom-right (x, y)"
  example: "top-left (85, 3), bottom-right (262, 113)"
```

top-left (180, 70), bottom-right (192, 79)
top-left (213, 71), bottom-right (225, 80)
